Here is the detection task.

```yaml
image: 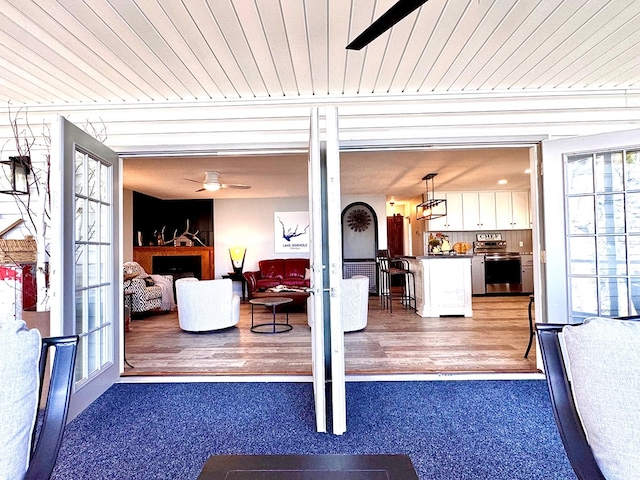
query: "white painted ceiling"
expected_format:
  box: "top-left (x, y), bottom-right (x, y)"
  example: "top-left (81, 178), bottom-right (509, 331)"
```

top-left (2, 0), bottom-right (639, 200)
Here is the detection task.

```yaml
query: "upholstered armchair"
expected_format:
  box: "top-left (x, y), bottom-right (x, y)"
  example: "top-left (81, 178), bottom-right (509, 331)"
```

top-left (175, 278), bottom-right (240, 332)
top-left (123, 261), bottom-right (174, 314)
top-left (308, 275), bottom-right (369, 332)
top-left (537, 317), bottom-right (640, 480)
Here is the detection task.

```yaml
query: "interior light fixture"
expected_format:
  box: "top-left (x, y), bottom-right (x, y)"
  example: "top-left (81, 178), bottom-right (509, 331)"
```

top-left (416, 173), bottom-right (447, 221)
top-left (229, 246), bottom-right (246, 274)
top-left (498, 179), bottom-right (508, 185)
top-left (203, 182), bottom-right (221, 191)
top-left (0, 156), bottom-right (30, 195)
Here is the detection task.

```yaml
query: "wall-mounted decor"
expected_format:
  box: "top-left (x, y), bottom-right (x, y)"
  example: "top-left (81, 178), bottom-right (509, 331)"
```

top-left (274, 211), bottom-right (309, 253)
top-left (346, 208), bottom-right (372, 232)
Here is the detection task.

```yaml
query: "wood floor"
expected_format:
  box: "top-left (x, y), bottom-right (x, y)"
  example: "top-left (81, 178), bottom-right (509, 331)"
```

top-left (123, 294), bottom-right (537, 377)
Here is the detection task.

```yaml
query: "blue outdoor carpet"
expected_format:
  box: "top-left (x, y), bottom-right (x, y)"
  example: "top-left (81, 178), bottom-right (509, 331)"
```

top-left (52, 380), bottom-right (576, 480)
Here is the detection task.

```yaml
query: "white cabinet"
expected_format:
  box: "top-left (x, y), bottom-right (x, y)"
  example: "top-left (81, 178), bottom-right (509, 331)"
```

top-left (462, 192), bottom-right (496, 230)
top-left (521, 254), bottom-right (534, 293)
top-left (408, 256), bottom-right (473, 317)
top-left (495, 191), bottom-right (530, 229)
top-left (428, 193), bottom-right (463, 231)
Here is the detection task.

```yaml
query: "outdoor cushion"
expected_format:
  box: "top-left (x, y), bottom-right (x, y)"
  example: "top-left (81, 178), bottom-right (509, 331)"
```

top-left (0, 320), bottom-right (41, 479)
top-left (562, 317), bottom-right (640, 480)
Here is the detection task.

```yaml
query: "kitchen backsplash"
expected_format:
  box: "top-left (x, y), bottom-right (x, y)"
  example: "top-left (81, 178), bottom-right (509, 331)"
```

top-left (426, 230), bottom-right (533, 254)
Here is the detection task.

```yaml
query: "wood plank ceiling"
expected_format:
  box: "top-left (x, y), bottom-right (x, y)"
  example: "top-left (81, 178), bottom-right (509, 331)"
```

top-left (1, 0), bottom-right (639, 106)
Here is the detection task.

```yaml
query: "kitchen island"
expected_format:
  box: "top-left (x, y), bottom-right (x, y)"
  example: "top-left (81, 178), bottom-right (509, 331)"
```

top-left (405, 255), bottom-right (473, 318)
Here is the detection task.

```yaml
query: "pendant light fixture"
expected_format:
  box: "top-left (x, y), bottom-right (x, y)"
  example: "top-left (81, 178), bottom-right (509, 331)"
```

top-left (416, 173), bottom-right (447, 221)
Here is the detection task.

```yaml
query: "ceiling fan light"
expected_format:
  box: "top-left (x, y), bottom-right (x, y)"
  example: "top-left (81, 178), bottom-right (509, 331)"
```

top-left (203, 182), bottom-right (221, 191)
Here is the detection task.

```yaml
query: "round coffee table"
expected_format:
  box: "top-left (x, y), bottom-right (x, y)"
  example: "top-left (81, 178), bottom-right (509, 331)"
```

top-left (249, 296), bottom-right (294, 333)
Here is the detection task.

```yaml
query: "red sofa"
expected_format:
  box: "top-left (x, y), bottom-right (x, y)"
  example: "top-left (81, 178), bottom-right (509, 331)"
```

top-left (243, 258), bottom-right (310, 299)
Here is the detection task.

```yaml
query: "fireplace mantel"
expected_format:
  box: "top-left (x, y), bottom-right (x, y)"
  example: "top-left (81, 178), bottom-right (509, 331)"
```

top-left (133, 246), bottom-right (214, 280)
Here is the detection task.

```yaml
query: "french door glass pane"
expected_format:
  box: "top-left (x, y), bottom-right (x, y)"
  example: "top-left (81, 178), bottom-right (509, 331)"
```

top-left (597, 236), bottom-right (627, 276)
top-left (571, 277), bottom-right (598, 317)
top-left (625, 151), bottom-right (640, 189)
top-left (566, 154), bottom-right (593, 194)
top-left (627, 192), bottom-right (640, 233)
top-left (74, 148), bottom-right (113, 383)
top-left (567, 196), bottom-right (595, 234)
top-left (596, 194), bottom-right (625, 234)
top-left (595, 152), bottom-right (623, 192)
top-left (568, 237), bottom-right (596, 275)
top-left (566, 147), bottom-right (640, 321)
top-left (598, 278), bottom-right (629, 317)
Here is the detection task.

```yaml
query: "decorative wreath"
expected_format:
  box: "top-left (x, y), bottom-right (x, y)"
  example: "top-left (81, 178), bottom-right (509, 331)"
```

top-left (346, 208), bottom-right (372, 232)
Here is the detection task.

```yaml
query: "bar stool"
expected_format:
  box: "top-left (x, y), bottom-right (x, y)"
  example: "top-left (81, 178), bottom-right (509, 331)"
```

top-left (524, 294), bottom-right (535, 358)
top-left (376, 250), bottom-right (416, 314)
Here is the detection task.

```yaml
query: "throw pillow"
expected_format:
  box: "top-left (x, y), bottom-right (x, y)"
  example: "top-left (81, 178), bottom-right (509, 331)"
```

top-left (304, 268), bottom-right (311, 281)
top-left (562, 317), bottom-right (640, 480)
top-left (0, 320), bottom-right (42, 479)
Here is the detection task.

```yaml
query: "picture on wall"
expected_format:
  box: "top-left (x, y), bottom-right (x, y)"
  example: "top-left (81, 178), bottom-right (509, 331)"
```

top-left (274, 211), bottom-right (310, 253)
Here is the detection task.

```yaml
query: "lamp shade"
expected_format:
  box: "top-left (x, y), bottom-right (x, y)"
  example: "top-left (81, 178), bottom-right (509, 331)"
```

top-left (229, 247), bottom-right (246, 274)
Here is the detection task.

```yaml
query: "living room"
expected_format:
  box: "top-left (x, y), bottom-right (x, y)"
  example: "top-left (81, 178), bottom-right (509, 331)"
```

top-left (122, 146), bottom-right (536, 377)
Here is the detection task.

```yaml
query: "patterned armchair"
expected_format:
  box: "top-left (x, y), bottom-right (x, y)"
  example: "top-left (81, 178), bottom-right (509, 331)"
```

top-left (123, 261), bottom-right (173, 314)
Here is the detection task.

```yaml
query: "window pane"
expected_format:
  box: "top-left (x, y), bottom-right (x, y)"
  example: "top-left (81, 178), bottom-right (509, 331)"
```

top-left (75, 244), bottom-right (85, 288)
top-left (571, 277), bottom-right (598, 318)
top-left (566, 154), bottom-right (593, 194)
top-left (101, 204), bottom-right (110, 242)
top-left (100, 163), bottom-right (109, 202)
top-left (595, 152), bottom-right (623, 192)
top-left (75, 197), bottom-right (85, 241)
top-left (631, 278), bottom-right (640, 315)
top-left (567, 196), bottom-right (595, 234)
top-left (630, 236), bottom-right (640, 275)
top-left (88, 244), bottom-right (98, 286)
top-left (627, 192), bottom-right (640, 233)
top-left (569, 237), bottom-right (596, 275)
top-left (597, 236), bottom-right (627, 276)
top-left (75, 150), bottom-right (84, 196)
top-left (596, 193), bottom-right (625, 234)
top-left (87, 201), bottom-right (97, 242)
top-left (87, 157), bottom-right (97, 199)
top-left (599, 278), bottom-right (629, 317)
top-left (625, 150), bottom-right (640, 190)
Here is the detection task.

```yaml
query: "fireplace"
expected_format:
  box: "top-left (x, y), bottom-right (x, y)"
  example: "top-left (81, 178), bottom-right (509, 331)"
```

top-left (153, 255), bottom-right (202, 281)
top-left (133, 247), bottom-right (215, 280)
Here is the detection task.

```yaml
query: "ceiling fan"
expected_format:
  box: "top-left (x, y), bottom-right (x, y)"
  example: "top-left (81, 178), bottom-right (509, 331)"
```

top-left (346, 0), bottom-right (428, 50)
top-left (183, 171), bottom-right (251, 192)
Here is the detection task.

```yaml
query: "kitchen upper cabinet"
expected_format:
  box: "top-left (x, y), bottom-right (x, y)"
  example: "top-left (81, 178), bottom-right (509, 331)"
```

top-left (495, 191), bottom-right (530, 229)
top-left (428, 193), bottom-right (463, 231)
top-left (462, 192), bottom-right (496, 230)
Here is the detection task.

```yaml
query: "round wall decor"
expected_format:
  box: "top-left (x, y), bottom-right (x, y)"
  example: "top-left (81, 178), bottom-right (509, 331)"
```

top-left (346, 208), bottom-right (372, 232)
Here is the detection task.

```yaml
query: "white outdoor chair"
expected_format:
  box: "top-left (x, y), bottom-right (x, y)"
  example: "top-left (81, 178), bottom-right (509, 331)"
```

top-left (175, 278), bottom-right (240, 332)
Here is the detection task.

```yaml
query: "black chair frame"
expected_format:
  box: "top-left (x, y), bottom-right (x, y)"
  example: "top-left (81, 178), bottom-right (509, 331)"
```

top-left (25, 335), bottom-right (79, 480)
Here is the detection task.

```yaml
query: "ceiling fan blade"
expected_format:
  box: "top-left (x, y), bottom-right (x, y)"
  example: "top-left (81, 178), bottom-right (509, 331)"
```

top-left (220, 183), bottom-right (251, 189)
top-left (183, 178), bottom-right (202, 184)
top-left (195, 187), bottom-right (205, 192)
top-left (346, 0), bottom-right (428, 50)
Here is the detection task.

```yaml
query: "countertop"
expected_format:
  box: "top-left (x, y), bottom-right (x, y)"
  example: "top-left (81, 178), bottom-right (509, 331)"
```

top-left (408, 254), bottom-right (474, 259)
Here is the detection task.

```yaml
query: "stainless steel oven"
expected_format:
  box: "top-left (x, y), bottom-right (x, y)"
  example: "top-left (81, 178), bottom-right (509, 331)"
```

top-left (473, 237), bottom-right (522, 294)
top-left (484, 252), bottom-right (522, 293)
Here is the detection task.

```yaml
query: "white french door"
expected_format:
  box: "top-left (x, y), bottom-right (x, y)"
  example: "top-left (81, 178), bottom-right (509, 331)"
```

top-left (308, 107), bottom-right (326, 432)
top-left (542, 128), bottom-right (640, 324)
top-left (50, 116), bottom-right (121, 420)
top-left (307, 107), bottom-right (347, 434)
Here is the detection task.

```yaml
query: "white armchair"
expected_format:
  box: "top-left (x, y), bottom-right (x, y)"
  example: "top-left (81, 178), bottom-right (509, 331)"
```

top-left (307, 275), bottom-right (369, 332)
top-left (175, 278), bottom-right (240, 332)
top-left (341, 275), bottom-right (370, 332)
